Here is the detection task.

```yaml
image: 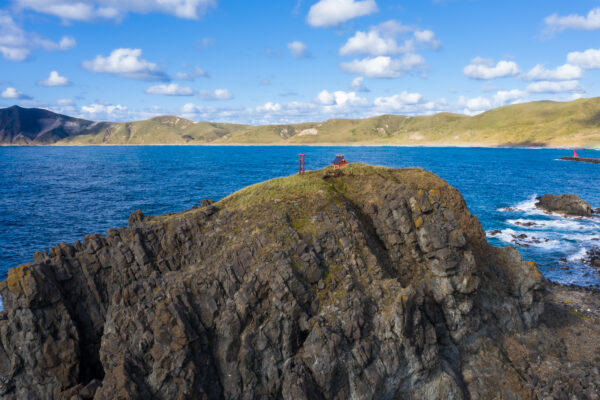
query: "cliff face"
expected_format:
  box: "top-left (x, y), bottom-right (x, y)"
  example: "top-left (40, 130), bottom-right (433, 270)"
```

top-left (0, 165), bottom-right (558, 399)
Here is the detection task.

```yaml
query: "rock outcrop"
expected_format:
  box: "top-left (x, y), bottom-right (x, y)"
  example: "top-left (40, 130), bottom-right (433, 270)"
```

top-left (0, 164), bottom-right (596, 399)
top-left (535, 194), bottom-right (593, 217)
top-left (583, 246), bottom-right (600, 270)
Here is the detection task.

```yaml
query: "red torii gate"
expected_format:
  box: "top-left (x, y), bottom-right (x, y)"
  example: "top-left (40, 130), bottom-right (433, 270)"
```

top-left (298, 154), bottom-right (306, 175)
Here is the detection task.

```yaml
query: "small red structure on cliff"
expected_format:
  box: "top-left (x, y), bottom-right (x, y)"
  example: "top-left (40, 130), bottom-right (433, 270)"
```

top-left (298, 154), bottom-right (306, 175)
top-left (573, 149), bottom-right (579, 158)
top-left (332, 155), bottom-right (348, 169)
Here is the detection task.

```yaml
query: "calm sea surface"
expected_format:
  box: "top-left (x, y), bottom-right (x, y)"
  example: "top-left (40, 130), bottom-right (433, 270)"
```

top-left (1, 146), bottom-right (599, 287)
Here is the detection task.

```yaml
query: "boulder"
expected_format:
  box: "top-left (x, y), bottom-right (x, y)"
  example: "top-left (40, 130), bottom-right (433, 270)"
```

top-left (535, 194), bottom-right (592, 217)
top-left (582, 246), bottom-right (600, 269)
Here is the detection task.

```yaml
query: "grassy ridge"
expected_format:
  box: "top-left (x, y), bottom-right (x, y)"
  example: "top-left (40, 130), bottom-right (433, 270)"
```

top-left (16, 97), bottom-right (600, 147)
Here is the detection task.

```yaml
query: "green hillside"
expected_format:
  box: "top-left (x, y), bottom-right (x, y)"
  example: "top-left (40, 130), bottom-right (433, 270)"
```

top-left (58, 116), bottom-right (249, 145)
top-left (2, 97), bottom-right (600, 147)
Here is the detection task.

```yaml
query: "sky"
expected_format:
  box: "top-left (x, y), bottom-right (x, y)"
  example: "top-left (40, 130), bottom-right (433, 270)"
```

top-left (1, 0), bottom-right (600, 124)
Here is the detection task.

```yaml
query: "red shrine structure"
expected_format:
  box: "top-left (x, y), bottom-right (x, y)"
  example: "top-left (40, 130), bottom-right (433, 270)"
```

top-left (332, 155), bottom-right (348, 169)
top-left (298, 154), bottom-right (306, 175)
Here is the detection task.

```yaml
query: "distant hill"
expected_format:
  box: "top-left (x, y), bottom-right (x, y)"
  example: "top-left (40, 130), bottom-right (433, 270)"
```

top-left (0, 105), bottom-right (107, 144)
top-left (2, 98), bottom-right (600, 147)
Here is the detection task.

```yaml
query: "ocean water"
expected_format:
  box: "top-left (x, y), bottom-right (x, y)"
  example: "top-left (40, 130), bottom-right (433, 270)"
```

top-left (1, 146), bottom-right (599, 287)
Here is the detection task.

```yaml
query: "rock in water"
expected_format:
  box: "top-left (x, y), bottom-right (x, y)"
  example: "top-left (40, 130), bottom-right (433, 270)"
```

top-left (582, 247), bottom-right (600, 269)
top-left (0, 164), bottom-right (556, 399)
top-left (535, 194), bottom-right (592, 217)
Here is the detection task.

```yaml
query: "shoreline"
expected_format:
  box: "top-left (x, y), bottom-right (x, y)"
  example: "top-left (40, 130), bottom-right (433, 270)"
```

top-left (2, 143), bottom-right (600, 150)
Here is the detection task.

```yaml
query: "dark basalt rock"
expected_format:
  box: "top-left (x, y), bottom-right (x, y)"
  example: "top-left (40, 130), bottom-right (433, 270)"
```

top-left (535, 194), bottom-right (593, 217)
top-left (582, 247), bottom-right (600, 269)
top-left (0, 164), bottom-right (592, 400)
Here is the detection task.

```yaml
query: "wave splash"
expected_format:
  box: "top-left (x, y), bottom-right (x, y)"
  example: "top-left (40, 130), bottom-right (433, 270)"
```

top-left (490, 194), bottom-right (600, 287)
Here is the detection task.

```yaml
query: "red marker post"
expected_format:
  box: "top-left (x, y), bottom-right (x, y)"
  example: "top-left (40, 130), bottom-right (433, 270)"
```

top-left (298, 154), bottom-right (306, 175)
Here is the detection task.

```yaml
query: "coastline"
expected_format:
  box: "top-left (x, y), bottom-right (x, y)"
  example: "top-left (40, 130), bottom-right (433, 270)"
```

top-left (2, 143), bottom-right (600, 149)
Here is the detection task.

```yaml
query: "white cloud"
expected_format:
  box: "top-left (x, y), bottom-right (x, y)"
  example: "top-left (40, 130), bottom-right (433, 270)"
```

top-left (1, 87), bottom-right (29, 99)
top-left (340, 54), bottom-right (425, 78)
top-left (339, 30), bottom-right (414, 56)
top-left (315, 90), bottom-right (334, 105)
top-left (307, 0), bottom-right (378, 27)
top-left (339, 20), bottom-right (437, 57)
top-left (0, 11), bottom-right (75, 61)
top-left (567, 48), bottom-right (600, 69)
top-left (174, 66), bottom-right (209, 80)
top-left (545, 7), bottom-right (600, 32)
top-left (376, 20), bottom-right (412, 36)
top-left (350, 76), bottom-right (369, 92)
top-left (82, 48), bottom-right (167, 80)
top-left (457, 96), bottom-right (492, 115)
top-left (256, 102), bottom-right (283, 112)
top-left (314, 90), bottom-right (368, 108)
top-left (492, 89), bottom-right (527, 106)
top-left (146, 83), bottom-right (194, 96)
top-left (526, 80), bottom-right (582, 93)
top-left (50, 98), bottom-right (76, 114)
top-left (287, 41), bottom-right (308, 58)
top-left (13, 0), bottom-right (217, 21)
top-left (57, 98), bottom-right (74, 106)
top-left (198, 88), bottom-right (233, 100)
top-left (80, 103), bottom-right (127, 119)
top-left (463, 58), bottom-right (520, 79)
top-left (351, 76), bottom-right (363, 88)
top-left (525, 64), bottom-right (582, 81)
top-left (373, 91), bottom-right (423, 111)
top-left (38, 70), bottom-right (70, 86)
top-left (414, 30), bottom-right (441, 49)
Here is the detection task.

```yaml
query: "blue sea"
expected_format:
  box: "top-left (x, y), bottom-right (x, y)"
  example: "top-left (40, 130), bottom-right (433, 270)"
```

top-left (1, 146), bottom-right (599, 287)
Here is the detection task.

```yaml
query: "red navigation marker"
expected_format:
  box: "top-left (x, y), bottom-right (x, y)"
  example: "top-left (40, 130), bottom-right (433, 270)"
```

top-left (574, 149), bottom-right (578, 158)
top-left (298, 154), bottom-right (306, 175)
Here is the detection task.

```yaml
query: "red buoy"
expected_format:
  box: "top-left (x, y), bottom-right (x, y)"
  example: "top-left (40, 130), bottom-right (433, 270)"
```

top-left (574, 149), bottom-right (578, 158)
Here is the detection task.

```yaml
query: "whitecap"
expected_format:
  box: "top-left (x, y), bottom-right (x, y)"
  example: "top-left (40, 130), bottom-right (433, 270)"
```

top-left (567, 248), bottom-right (589, 263)
top-left (506, 218), bottom-right (593, 231)
top-left (497, 194), bottom-right (545, 215)
top-left (486, 228), bottom-right (562, 250)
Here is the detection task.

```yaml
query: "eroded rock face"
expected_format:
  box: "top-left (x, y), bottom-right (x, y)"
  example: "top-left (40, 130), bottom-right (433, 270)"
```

top-left (0, 165), bottom-right (547, 399)
top-left (535, 194), bottom-right (593, 217)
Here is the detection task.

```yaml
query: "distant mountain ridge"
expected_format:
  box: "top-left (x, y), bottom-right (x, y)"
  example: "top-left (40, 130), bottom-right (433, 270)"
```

top-left (1, 98), bottom-right (600, 147)
top-left (0, 106), bottom-right (107, 144)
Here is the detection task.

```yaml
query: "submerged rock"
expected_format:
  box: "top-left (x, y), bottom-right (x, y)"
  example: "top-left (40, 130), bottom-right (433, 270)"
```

top-left (0, 164), bottom-right (594, 399)
top-left (535, 194), bottom-right (592, 217)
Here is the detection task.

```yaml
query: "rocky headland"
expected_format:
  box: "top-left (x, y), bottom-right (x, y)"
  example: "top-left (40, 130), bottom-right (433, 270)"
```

top-left (559, 156), bottom-right (600, 165)
top-left (0, 164), bottom-right (599, 399)
top-left (535, 194), bottom-right (594, 217)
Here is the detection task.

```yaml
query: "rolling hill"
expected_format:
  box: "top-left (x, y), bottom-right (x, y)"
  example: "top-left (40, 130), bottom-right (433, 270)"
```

top-left (1, 97), bottom-right (600, 147)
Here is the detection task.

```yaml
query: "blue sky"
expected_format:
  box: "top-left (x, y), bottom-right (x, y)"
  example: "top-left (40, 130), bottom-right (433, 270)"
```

top-left (1, 0), bottom-right (600, 124)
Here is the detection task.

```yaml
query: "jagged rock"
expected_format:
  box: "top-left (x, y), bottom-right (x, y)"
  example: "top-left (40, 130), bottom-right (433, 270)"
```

top-left (199, 199), bottom-right (214, 208)
top-left (0, 163), bottom-right (585, 400)
top-left (582, 247), bottom-right (600, 269)
top-left (535, 194), bottom-right (593, 217)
